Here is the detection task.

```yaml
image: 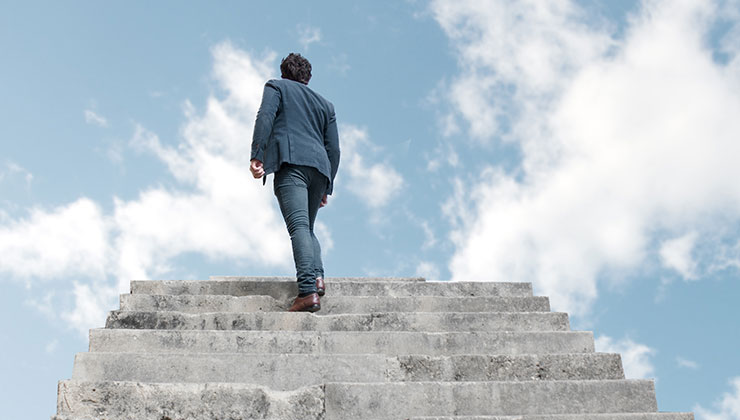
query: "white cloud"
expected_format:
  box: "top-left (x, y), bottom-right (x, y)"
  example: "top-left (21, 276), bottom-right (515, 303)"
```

top-left (45, 339), bottom-right (59, 354)
top-left (0, 42), bottom-right (299, 335)
top-left (434, 0), bottom-right (740, 315)
top-left (425, 141), bottom-right (460, 173)
top-left (702, 237), bottom-right (740, 274)
top-left (329, 53), bottom-right (351, 75)
top-left (660, 232), bottom-right (699, 280)
top-left (0, 198), bottom-right (108, 281)
top-left (339, 125), bottom-right (404, 209)
top-left (105, 140), bottom-right (125, 166)
top-left (62, 282), bottom-right (118, 333)
top-left (404, 211), bottom-right (439, 250)
top-left (676, 356), bottom-right (700, 370)
top-left (298, 25), bottom-right (322, 51)
top-left (420, 221), bottom-right (437, 249)
top-left (109, 41), bottom-right (294, 312)
top-left (25, 291), bottom-right (57, 319)
top-left (695, 377), bottom-right (740, 420)
top-left (84, 109), bottom-right (108, 127)
top-left (595, 335), bottom-right (656, 379)
top-left (314, 221), bottom-right (334, 254)
top-left (431, 0), bottom-right (612, 142)
top-left (0, 161), bottom-right (33, 188)
top-left (416, 261), bottom-right (441, 280)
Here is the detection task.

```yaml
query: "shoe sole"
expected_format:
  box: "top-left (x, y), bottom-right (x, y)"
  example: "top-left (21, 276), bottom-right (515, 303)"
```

top-left (289, 304), bottom-right (321, 313)
top-left (302, 304), bottom-right (321, 312)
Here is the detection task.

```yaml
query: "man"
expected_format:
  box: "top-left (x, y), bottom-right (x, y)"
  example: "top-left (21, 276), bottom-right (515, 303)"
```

top-left (249, 53), bottom-right (340, 312)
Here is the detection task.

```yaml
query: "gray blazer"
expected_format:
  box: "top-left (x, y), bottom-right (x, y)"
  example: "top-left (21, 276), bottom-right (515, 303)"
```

top-left (251, 78), bottom-right (340, 194)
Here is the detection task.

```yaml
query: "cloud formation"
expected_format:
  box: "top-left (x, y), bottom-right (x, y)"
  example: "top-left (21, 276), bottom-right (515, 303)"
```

top-left (676, 356), bottom-right (700, 370)
top-left (339, 125), bottom-right (404, 209)
top-left (695, 377), bottom-right (740, 420)
top-left (297, 25), bottom-right (322, 51)
top-left (84, 109), bottom-right (108, 127)
top-left (0, 161), bottom-right (33, 188)
top-left (433, 0), bottom-right (740, 315)
top-left (0, 42), bottom-right (295, 335)
top-left (595, 335), bottom-right (656, 379)
top-left (0, 198), bottom-right (108, 281)
top-left (660, 232), bottom-right (699, 280)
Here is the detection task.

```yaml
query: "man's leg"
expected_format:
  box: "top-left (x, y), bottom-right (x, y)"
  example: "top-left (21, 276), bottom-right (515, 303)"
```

top-left (274, 165), bottom-right (318, 297)
top-left (306, 170), bottom-right (326, 282)
top-left (311, 232), bottom-right (324, 278)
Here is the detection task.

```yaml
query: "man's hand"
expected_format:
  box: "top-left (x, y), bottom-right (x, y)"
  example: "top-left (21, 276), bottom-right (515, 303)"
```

top-left (320, 194), bottom-right (328, 208)
top-left (250, 159), bottom-right (265, 179)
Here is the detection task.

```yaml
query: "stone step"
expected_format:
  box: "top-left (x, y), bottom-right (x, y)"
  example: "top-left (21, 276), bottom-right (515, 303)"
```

top-left (56, 380), bottom-right (324, 420)
top-left (130, 279), bottom-right (533, 300)
top-left (210, 275), bottom-right (426, 282)
top-left (89, 329), bottom-right (595, 355)
top-left (324, 381), bottom-right (658, 419)
top-left (51, 413), bottom-right (695, 420)
top-left (119, 294), bottom-right (551, 313)
top-left (56, 380), bottom-right (658, 420)
top-left (105, 310), bottom-right (570, 332)
top-left (410, 415), bottom-right (694, 420)
top-left (71, 353), bottom-right (624, 387)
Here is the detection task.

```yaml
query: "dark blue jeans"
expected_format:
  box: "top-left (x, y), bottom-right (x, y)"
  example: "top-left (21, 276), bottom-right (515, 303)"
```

top-left (274, 164), bottom-right (327, 295)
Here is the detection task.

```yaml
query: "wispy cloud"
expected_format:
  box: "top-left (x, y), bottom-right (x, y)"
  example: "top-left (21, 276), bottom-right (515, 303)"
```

top-left (297, 24), bottom-right (322, 51)
top-left (694, 377), bottom-right (740, 420)
top-left (420, 220), bottom-right (437, 249)
top-left (415, 261), bottom-right (440, 280)
top-left (595, 335), bottom-right (656, 379)
top-left (25, 291), bottom-right (57, 319)
top-left (45, 339), bottom-right (59, 354)
top-left (676, 356), bottom-right (700, 370)
top-left (339, 124), bottom-right (404, 210)
top-left (425, 141), bottom-right (459, 173)
top-left (0, 161), bottom-right (33, 188)
top-left (660, 233), bottom-right (699, 281)
top-left (84, 109), bottom-right (108, 127)
top-left (433, 0), bottom-right (740, 316)
top-left (329, 53), bottom-right (351, 75)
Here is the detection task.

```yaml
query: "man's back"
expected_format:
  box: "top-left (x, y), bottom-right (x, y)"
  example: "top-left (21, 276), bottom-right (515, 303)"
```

top-left (251, 78), bottom-right (339, 194)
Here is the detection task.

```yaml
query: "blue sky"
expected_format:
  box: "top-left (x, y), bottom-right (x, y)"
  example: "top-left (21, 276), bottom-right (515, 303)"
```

top-left (2, 1), bottom-right (740, 418)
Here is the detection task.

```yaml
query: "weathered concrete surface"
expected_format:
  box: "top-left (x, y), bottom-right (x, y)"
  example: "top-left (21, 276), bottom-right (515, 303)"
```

top-left (53, 277), bottom-right (691, 419)
top-left (89, 329), bottom-right (595, 355)
top-left (56, 380), bottom-right (324, 420)
top-left (391, 353), bottom-right (624, 382)
top-left (210, 275), bottom-right (426, 282)
top-left (120, 294), bottom-right (551, 314)
top-left (105, 310), bottom-right (570, 332)
top-left (50, 414), bottom-right (696, 420)
top-left (130, 279), bottom-right (533, 299)
top-left (410, 415), bottom-right (694, 420)
top-left (120, 294), bottom-right (284, 313)
top-left (323, 380), bottom-right (658, 419)
top-left (52, 414), bottom-right (694, 420)
top-left (57, 379), bottom-right (658, 420)
top-left (72, 353), bottom-right (623, 387)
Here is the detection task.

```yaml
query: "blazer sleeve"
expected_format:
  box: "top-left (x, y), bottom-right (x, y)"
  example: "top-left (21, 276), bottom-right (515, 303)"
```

top-left (251, 81), bottom-right (281, 162)
top-left (324, 103), bottom-right (340, 195)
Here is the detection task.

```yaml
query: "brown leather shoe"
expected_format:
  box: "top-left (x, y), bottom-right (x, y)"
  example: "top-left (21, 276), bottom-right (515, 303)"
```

top-left (288, 293), bottom-right (321, 312)
top-left (316, 276), bottom-right (325, 296)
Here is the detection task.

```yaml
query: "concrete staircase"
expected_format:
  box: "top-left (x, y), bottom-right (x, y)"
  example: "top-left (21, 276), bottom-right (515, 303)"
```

top-left (53, 277), bottom-right (694, 420)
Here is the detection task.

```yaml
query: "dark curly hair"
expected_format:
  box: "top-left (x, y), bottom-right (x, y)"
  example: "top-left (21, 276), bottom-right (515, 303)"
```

top-left (280, 53), bottom-right (312, 85)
